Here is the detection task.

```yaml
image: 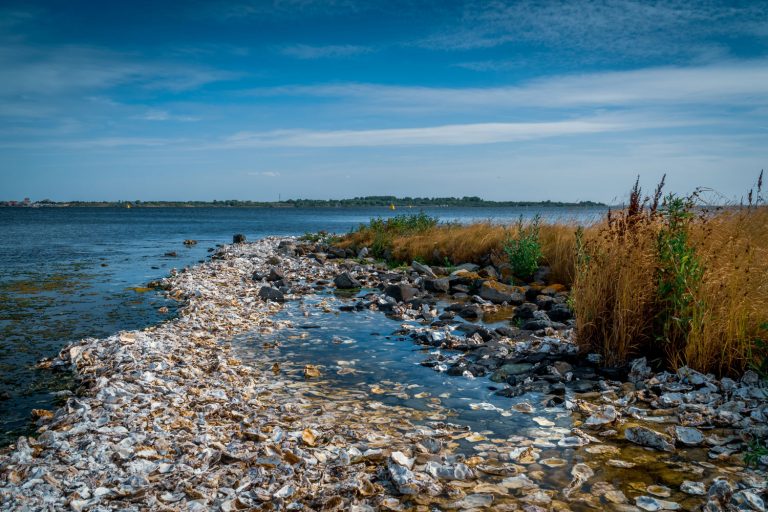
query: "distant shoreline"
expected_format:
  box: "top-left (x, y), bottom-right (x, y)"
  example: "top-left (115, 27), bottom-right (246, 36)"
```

top-left (1, 198), bottom-right (607, 209)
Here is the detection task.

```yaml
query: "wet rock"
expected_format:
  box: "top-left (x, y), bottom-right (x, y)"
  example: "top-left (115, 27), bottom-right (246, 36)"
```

top-left (334, 272), bottom-right (361, 289)
top-left (458, 304), bottom-right (483, 320)
top-left (584, 405), bottom-right (618, 428)
top-left (673, 426), bottom-right (704, 446)
top-left (625, 425), bottom-right (675, 452)
top-left (707, 479), bottom-right (734, 505)
top-left (635, 495), bottom-right (681, 511)
top-left (681, 481), bottom-right (706, 495)
top-left (258, 286), bottom-right (285, 302)
top-left (232, 233), bottom-right (246, 244)
top-left (384, 284), bottom-right (419, 303)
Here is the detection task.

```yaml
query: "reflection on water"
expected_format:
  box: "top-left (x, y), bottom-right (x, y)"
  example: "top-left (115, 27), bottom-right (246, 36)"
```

top-left (233, 293), bottom-right (750, 509)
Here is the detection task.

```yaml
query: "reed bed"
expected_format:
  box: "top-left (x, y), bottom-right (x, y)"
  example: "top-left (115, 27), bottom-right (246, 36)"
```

top-left (338, 178), bottom-right (768, 375)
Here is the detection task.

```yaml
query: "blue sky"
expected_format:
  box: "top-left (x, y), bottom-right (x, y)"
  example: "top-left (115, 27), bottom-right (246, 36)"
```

top-left (1, 0), bottom-right (767, 202)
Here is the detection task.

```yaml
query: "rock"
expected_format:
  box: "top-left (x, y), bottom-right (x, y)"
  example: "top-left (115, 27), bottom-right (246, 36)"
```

top-left (384, 284), bottom-right (419, 303)
top-left (707, 479), bottom-right (734, 505)
top-left (183, 239), bottom-right (197, 246)
top-left (731, 490), bottom-right (765, 511)
top-left (584, 405), bottom-right (618, 428)
top-left (629, 357), bottom-right (652, 384)
top-left (424, 278), bottom-right (450, 294)
top-left (521, 311), bottom-right (554, 331)
top-left (515, 302), bottom-right (538, 319)
top-left (334, 272), bottom-right (361, 289)
top-left (535, 295), bottom-right (555, 310)
top-left (479, 266), bottom-right (499, 280)
top-left (673, 426), bottom-right (704, 446)
top-left (424, 461), bottom-right (473, 480)
top-left (541, 284), bottom-right (567, 295)
top-left (258, 286), bottom-right (285, 303)
top-left (357, 247), bottom-right (369, 258)
top-left (453, 263), bottom-right (480, 273)
top-left (232, 234), bottom-right (246, 244)
top-left (458, 304), bottom-right (483, 320)
top-left (546, 303), bottom-right (572, 322)
top-left (625, 425), bottom-right (675, 452)
top-left (681, 481), bottom-right (706, 495)
top-left (387, 462), bottom-right (419, 495)
top-left (267, 268), bottom-right (285, 282)
top-left (411, 261), bottom-right (437, 278)
top-left (478, 281), bottom-right (524, 305)
top-left (635, 495), bottom-right (680, 511)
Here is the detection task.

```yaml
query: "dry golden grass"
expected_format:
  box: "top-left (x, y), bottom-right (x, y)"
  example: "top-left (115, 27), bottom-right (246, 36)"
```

top-left (685, 207), bottom-right (768, 375)
top-left (338, 204), bottom-right (768, 375)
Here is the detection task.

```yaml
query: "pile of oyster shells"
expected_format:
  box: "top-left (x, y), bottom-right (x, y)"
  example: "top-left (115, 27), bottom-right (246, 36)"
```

top-left (1, 237), bottom-right (766, 511)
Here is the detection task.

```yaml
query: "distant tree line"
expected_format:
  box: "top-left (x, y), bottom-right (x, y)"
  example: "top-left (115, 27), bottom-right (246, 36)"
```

top-left (9, 196), bottom-right (607, 208)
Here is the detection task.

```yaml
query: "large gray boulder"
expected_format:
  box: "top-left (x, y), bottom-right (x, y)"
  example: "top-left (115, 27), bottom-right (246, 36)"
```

top-left (334, 272), bottom-right (361, 289)
top-left (384, 284), bottom-right (419, 303)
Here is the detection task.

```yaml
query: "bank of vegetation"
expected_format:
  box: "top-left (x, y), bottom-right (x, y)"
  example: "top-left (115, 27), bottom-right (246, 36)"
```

top-left (338, 175), bottom-right (768, 377)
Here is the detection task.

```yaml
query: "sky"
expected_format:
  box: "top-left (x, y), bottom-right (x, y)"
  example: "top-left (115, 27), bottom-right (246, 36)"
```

top-left (1, 0), bottom-right (767, 202)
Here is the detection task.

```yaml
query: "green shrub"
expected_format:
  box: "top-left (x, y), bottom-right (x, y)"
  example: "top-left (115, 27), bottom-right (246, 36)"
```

top-left (504, 215), bottom-right (543, 282)
top-left (656, 194), bottom-right (703, 367)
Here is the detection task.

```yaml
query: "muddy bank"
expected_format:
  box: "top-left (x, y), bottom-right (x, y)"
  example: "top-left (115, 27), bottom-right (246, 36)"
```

top-left (1, 237), bottom-right (766, 511)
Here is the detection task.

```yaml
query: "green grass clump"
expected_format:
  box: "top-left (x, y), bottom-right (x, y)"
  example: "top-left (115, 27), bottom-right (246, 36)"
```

top-left (503, 215), bottom-right (543, 282)
top-left (355, 212), bottom-right (438, 259)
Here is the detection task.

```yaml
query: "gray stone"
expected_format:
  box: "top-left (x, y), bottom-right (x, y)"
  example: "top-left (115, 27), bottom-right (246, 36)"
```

top-left (411, 260), bottom-right (437, 278)
top-left (384, 284), bottom-right (419, 303)
top-left (453, 263), bottom-right (480, 273)
top-left (522, 310), bottom-right (553, 330)
top-left (258, 286), bottom-right (285, 303)
top-left (673, 426), bottom-right (704, 446)
top-left (232, 233), bottom-right (246, 244)
top-left (334, 272), bottom-right (361, 289)
top-left (584, 405), bottom-right (618, 428)
top-left (424, 278), bottom-right (449, 293)
top-left (635, 496), bottom-right (680, 511)
top-left (680, 481), bottom-right (706, 495)
top-left (625, 425), bottom-right (675, 452)
top-left (515, 302), bottom-right (538, 319)
top-left (546, 303), bottom-right (572, 322)
top-left (267, 268), bottom-right (284, 282)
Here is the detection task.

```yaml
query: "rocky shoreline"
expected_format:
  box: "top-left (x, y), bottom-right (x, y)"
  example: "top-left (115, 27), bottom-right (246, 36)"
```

top-left (1, 236), bottom-right (766, 511)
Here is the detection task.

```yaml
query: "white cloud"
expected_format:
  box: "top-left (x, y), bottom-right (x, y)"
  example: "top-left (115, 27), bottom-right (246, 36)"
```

top-left (280, 44), bottom-right (372, 59)
top-left (220, 118), bottom-right (634, 148)
top-left (249, 60), bottom-right (768, 109)
top-left (136, 110), bottom-right (200, 122)
top-left (0, 45), bottom-right (236, 98)
top-left (247, 171), bottom-right (281, 177)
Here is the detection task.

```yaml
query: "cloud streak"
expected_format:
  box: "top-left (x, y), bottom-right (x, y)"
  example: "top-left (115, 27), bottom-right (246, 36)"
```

top-left (220, 118), bottom-right (633, 148)
top-left (279, 44), bottom-right (372, 59)
top-left (249, 60), bottom-right (768, 110)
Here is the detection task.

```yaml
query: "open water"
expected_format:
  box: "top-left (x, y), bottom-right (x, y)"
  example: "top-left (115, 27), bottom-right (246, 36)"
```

top-left (0, 205), bottom-right (605, 445)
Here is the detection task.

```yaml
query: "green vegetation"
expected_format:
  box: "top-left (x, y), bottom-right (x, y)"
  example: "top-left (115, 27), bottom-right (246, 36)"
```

top-left (655, 193), bottom-right (704, 367)
top-left (336, 174), bottom-right (768, 377)
top-left (503, 215), bottom-right (543, 283)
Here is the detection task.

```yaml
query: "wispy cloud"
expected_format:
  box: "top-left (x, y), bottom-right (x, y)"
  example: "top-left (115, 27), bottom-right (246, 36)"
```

top-left (249, 60), bottom-right (768, 110)
top-left (219, 118), bottom-right (635, 148)
top-left (0, 45), bottom-right (236, 97)
top-left (246, 171), bottom-right (281, 177)
top-left (135, 110), bottom-right (200, 122)
top-left (279, 44), bottom-right (372, 59)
